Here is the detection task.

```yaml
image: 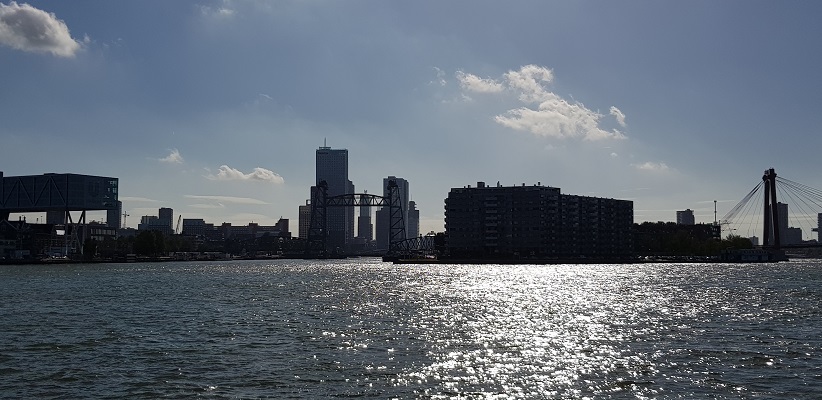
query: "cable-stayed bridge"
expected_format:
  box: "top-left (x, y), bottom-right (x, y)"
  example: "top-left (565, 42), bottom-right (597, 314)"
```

top-left (721, 168), bottom-right (822, 249)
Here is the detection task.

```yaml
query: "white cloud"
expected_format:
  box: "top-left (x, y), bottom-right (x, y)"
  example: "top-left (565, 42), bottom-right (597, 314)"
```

top-left (503, 64), bottom-right (555, 103)
top-left (495, 95), bottom-right (626, 141)
top-left (0, 2), bottom-right (81, 57)
top-left (185, 195), bottom-right (269, 205)
top-left (119, 196), bottom-right (159, 203)
top-left (457, 64), bottom-right (627, 141)
top-left (456, 71), bottom-right (503, 93)
top-left (610, 106), bottom-right (627, 127)
top-left (206, 165), bottom-right (285, 184)
top-left (633, 161), bottom-right (670, 171)
top-left (189, 203), bottom-right (226, 209)
top-left (199, 3), bottom-right (235, 18)
top-left (160, 148), bottom-right (184, 164)
top-left (611, 152), bottom-right (618, 158)
top-left (431, 67), bottom-right (447, 86)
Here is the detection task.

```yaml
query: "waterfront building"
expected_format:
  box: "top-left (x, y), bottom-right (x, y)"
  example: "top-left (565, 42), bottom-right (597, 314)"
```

top-left (0, 172), bottom-right (119, 224)
top-left (159, 207), bottom-right (174, 233)
top-left (777, 202), bottom-right (789, 245)
top-left (818, 213), bottom-right (822, 243)
top-left (785, 227), bottom-right (802, 245)
top-left (375, 176), bottom-right (410, 250)
top-left (298, 200), bottom-right (311, 240)
top-left (444, 181), bottom-right (633, 259)
top-left (107, 200), bottom-right (122, 230)
top-left (315, 145), bottom-right (354, 252)
top-left (676, 209), bottom-right (695, 225)
top-left (407, 200), bottom-right (420, 239)
top-left (357, 191), bottom-right (373, 241)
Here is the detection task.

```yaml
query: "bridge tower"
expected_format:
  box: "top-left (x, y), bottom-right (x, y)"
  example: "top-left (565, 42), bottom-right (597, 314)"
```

top-left (762, 168), bottom-right (781, 248)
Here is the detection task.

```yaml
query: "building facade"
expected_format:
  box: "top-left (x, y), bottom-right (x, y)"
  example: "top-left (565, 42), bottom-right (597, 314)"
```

top-left (676, 209), bottom-right (695, 225)
top-left (376, 176), bottom-right (410, 250)
top-left (444, 182), bottom-right (633, 259)
top-left (407, 200), bottom-right (420, 239)
top-left (107, 200), bottom-right (122, 230)
top-left (315, 146), bottom-right (354, 252)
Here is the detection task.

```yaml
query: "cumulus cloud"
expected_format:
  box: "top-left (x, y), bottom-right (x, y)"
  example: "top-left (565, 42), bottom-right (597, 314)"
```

top-left (633, 161), bottom-right (669, 171)
top-left (206, 165), bottom-right (285, 184)
top-left (609, 106), bottom-right (627, 127)
top-left (185, 195), bottom-right (269, 205)
top-left (457, 64), bottom-right (627, 141)
top-left (159, 148), bottom-right (184, 164)
top-left (0, 2), bottom-right (81, 57)
top-left (456, 71), bottom-right (503, 93)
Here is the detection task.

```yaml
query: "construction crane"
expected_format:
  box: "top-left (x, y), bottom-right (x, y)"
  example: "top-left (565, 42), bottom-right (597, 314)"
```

top-left (176, 215), bottom-right (182, 235)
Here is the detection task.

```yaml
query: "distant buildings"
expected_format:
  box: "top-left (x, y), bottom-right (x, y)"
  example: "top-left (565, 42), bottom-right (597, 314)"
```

top-left (444, 182), bottom-right (633, 259)
top-left (676, 209), bottom-right (695, 225)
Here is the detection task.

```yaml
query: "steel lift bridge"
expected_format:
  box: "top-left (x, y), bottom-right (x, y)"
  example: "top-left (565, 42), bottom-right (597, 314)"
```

top-left (305, 179), bottom-right (432, 258)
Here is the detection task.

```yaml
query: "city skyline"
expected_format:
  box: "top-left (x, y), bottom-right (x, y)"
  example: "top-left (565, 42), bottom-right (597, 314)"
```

top-left (3, 1), bottom-right (822, 234)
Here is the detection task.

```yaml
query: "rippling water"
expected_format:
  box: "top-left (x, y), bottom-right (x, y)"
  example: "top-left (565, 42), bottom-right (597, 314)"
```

top-left (1, 258), bottom-right (821, 398)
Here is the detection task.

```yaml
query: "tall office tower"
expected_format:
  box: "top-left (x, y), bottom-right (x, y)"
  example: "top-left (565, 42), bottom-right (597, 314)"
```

top-left (777, 202), bottom-right (788, 245)
top-left (376, 176), bottom-right (410, 250)
top-left (298, 200), bottom-right (311, 239)
top-left (159, 207), bottom-right (174, 232)
top-left (407, 200), bottom-right (420, 239)
top-left (676, 209), bottom-right (695, 225)
top-left (357, 191), bottom-right (373, 241)
top-left (315, 145), bottom-right (354, 252)
top-left (107, 200), bottom-right (122, 230)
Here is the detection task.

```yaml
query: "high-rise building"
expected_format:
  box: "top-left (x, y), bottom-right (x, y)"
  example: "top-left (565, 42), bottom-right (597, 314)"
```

top-left (159, 207), bottom-right (173, 233)
top-left (376, 176), bottom-right (410, 250)
top-left (676, 209), bottom-right (695, 225)
top-left (298, 200), bottom-right (311, 240)
top-left (107, 200), bottom-right (122, 230)
top-left (315, 145), bottom-right (354, 252)
top-left (777, 202), bottom-right (788, 245)
top-left (357, 191), bottom-right (373, 241)
top-left (407, 200), bottom-right (420, 239)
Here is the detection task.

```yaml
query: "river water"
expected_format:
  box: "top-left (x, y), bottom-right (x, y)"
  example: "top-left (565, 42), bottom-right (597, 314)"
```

top-left (1, 258), bottom-right (821, 399)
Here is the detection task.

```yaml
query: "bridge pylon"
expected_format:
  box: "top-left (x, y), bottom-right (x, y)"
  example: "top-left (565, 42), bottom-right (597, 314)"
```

top-left (762, 168), bottom-right (781, 249)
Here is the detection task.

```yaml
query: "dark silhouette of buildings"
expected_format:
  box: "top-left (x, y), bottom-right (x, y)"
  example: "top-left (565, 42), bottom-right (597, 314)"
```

top-left (444, 182), bottom-right (633, 259)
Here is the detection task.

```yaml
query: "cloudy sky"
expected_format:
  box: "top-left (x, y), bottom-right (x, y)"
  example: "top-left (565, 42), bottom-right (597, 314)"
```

top-left (2, 1), bottom-right (822, 235)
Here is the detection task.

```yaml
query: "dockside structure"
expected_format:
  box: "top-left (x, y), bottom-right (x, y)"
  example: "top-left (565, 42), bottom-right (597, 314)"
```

top-left (444, 182), bottom-right (633, 259)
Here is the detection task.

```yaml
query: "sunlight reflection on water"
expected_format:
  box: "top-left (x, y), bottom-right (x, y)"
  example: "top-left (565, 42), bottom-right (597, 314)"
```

top-left (1, 259), bottom-right (821, 398)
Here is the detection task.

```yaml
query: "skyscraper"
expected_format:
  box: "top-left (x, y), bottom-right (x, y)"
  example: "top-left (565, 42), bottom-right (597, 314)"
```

top-left (298, 200), bottom-right (311, 240)
top-left (107, 200), bottom-right (122, 230)
top-left (407, 200), bottom-right (420, 239)
top-left (315, 145), bottom-right (354, 252)
top-left (357, 191), bottom-right (373, 241)
top-left (159, 207), bottom-right (174, 233)
top-left (376, 176), bottom-right (409, 250)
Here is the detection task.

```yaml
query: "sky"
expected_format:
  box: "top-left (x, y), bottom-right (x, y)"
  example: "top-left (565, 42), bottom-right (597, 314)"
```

top-left (2, 1), bottom-right (822, 236)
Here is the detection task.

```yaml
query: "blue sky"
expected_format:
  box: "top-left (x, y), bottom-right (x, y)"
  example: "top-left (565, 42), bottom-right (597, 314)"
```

top-left (2, 1), bottom-right (822, 235)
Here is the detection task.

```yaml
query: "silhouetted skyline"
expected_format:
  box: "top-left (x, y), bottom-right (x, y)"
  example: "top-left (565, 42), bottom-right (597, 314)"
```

top-left (3, 1), bottom-right (822, 234)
